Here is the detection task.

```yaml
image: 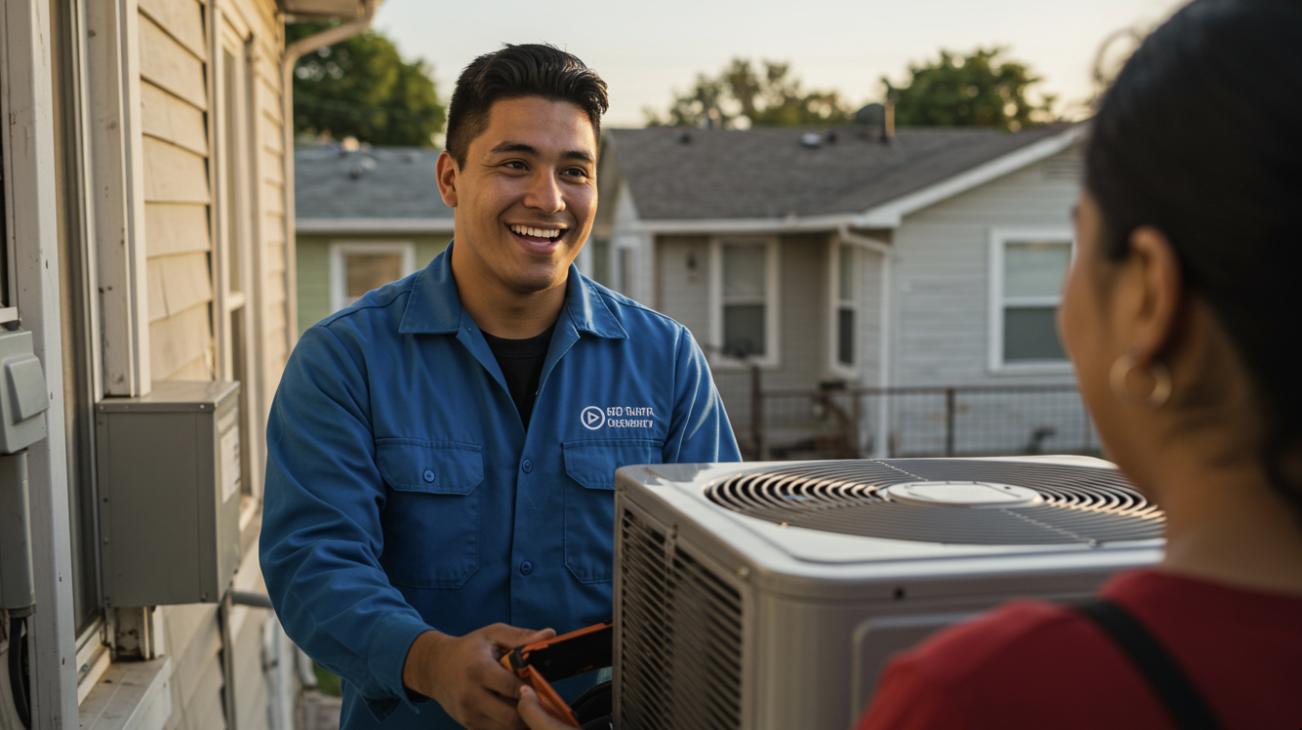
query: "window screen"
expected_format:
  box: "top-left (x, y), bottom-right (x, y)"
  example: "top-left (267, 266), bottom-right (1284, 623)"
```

top-left (1001, 241), bottom-right (1070, 363)
top-left (345, 253), bottom-right (403, 304)
top-left (721, 242), bottom-right (769, 358)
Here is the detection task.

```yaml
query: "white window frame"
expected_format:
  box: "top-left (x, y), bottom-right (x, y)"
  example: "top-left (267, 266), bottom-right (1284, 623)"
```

top-left (988, 227), bottom-right (1075, 374)
top-left (709, 236), bottom-right (780, 368)
top-left (827, 240), bottom-right (860, 380)
top-left (330, 241), bottom-right (417, 312)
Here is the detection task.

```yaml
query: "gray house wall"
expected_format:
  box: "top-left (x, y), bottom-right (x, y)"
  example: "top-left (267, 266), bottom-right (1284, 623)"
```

top-left (883, 147), bottom-right (1089, 456)
top-left (890, 147), bottom-right (1082, 387)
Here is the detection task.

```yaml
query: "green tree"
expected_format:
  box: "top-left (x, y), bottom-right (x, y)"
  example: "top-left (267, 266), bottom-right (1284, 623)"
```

top-left (287, 21), bottom-right (445, 146)
top-left (883, 47), bottom-right (1054, 131)
top-left (646, 58), bottom-right (852, 128)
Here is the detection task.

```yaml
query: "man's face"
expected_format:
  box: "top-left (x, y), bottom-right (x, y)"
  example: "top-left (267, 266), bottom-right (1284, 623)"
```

top-left (437, 96), bottom-right (598, 296)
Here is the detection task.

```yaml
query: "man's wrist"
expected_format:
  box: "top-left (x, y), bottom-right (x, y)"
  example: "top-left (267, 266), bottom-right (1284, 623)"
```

top-left (402, 629), bottom-right (450, 700)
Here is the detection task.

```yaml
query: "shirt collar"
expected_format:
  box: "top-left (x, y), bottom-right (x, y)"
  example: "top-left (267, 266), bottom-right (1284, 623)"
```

top-left (399, 240), bottom-right (628, 340)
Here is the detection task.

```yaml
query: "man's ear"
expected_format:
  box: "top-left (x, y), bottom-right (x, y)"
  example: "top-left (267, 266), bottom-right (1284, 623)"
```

top-left (1126, 225), bottom-right (1184, 366)
top-left (435, 150), bottom-right (459, 208)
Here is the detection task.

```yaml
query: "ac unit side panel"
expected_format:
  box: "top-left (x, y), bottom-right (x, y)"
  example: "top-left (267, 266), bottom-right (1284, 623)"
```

top-left (614, 497), bottom-right (756, 730)
top-left (750, 563), bottom-right (1150, 730)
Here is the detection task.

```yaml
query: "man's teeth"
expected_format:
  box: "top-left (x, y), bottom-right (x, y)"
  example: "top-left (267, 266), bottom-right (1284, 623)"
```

top-left (510, 224), bottom-right (561, 240)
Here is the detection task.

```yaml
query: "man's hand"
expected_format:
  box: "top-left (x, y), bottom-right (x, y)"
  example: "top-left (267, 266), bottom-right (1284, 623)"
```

top-left (518, 685), bottom-right (579, 730)
top-left (403, 624), bottom-right (556, 730)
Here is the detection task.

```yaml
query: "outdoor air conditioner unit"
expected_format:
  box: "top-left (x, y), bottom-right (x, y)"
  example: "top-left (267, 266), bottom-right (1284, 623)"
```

top-left (611, 455), bottom-right (1164, 730)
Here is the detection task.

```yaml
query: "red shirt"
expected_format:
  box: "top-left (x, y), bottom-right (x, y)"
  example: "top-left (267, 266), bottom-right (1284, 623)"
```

top-left (856, 570), bottom-right (1302, 730)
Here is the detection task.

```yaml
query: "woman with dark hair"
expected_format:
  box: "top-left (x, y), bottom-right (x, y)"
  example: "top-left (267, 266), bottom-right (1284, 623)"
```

top-left (852, 1), bottom-right (1302, 728)
top-left (517, 1), bottom-right (1302, 728)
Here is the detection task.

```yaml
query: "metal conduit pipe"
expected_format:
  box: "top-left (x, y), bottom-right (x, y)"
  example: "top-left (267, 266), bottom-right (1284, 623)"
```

top-left (231, 591), bottom-right (274, 609)
top-left (837, 225), bottom-right (893, 458)
top-left (278, 0), bottom-right (380, 354)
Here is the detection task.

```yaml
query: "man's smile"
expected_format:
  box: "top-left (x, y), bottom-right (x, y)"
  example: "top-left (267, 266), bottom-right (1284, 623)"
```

top-left (508, 222), bottom-right (568, 252)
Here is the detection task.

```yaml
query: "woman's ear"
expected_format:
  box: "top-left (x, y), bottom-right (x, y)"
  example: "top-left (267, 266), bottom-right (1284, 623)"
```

top-left (435, 150), bottom-right (460, 208)
top-left (1125, 225), bottom-right (1184, 366)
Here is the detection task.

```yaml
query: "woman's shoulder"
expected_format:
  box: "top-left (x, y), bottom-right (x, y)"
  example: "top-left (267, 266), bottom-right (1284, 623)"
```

top-left (857, 569), bottom-right (1302, 730)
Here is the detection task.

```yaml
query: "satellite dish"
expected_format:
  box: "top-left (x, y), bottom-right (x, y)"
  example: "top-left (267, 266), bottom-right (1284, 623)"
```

top-left (855, 103), bottom-right (885, 126)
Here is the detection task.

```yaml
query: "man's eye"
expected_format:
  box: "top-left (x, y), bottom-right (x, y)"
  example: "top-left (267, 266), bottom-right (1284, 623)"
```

top-left (504, 161), bottom-right (527, 170)
top-left (564, 167), bottom-right (590, 178)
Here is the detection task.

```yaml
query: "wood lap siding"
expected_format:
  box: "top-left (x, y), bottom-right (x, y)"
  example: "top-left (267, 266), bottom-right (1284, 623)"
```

top-left (140, 0), bottom-right (214, 382)
top-left (129, 1), bottom-right (290, 729)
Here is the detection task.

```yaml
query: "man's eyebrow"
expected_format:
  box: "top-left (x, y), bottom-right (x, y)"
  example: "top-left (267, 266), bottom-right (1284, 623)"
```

top-left (488, 141), bottom-right (540, 156)
top-left (487, 141), bottom-right (594, 164)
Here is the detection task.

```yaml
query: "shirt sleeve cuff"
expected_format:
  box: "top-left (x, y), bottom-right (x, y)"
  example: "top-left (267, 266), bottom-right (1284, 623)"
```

top-left (365, 612), bottom-right (438, 719)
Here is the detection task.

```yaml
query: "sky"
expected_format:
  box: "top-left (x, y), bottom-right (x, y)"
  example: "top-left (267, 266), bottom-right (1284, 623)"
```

top-left (370, 0), bottom-right (1187, 129)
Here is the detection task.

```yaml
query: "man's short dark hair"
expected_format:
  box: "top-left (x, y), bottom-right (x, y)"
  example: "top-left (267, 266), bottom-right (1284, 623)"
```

top-left (445, 44), bottom-right (609, 167)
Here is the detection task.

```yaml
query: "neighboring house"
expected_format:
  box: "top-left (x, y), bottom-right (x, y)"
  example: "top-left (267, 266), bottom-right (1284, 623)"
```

top-left (0, 1), bottom-right (370, 728)
top-left (596, 123), bottom-right (1089, 457)
top-left (293, 146), bottom-right (453, 333)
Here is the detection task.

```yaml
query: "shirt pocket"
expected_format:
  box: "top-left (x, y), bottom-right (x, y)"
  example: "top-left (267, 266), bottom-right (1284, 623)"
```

top-left (375, 439), bottom-right (483, 589)
top-left (562, 438), bottom-right (663, 584)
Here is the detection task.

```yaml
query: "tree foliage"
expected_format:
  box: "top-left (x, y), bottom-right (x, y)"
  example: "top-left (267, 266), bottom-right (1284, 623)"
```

top-left (646, 58), bottom-right (852, 128)
top-left (883, 47), bottom-right (1054, 131)
top-left (287, 22), bottom-right (445, 146)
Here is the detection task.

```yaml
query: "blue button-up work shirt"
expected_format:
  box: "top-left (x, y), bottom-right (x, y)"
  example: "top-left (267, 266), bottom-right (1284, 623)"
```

top-left (261, 245), bottom-right (741, 729)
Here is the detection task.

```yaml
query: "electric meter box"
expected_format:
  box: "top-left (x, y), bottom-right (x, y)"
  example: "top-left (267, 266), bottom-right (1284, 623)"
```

top-left (96, 381), bottom-right (242, 607)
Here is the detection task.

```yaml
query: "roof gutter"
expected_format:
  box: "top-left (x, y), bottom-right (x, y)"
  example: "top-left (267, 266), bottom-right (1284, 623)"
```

top-left (279, 0), bottom-right (379, 351)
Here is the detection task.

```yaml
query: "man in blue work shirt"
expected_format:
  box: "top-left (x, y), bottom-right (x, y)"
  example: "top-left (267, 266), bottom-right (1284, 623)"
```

top-left (261, 44), bottom-right (741, 730)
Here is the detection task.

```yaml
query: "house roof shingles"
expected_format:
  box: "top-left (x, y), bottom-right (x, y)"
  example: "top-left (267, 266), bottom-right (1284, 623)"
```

top-left (604, 124), bottom-right (1073, 221)
top-left (294, 146), bottom-right (453, 220)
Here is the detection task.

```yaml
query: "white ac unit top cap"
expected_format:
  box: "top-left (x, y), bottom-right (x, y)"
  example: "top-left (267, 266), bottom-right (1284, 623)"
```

top-left (883, 481), bottom-right (1043, 508)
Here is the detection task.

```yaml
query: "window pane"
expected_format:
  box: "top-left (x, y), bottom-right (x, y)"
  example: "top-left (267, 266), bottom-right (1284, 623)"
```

top-left (838, 245), bottom-right (854, 302)
top-left (1004, 241), bottom-right (1070, 298)
top-left (723, 244), bottom-right (766, 298)
top-left (345, 253), bottom-right (403, 298)
top-left (590, 237), bottom-right (610, 287)
top-left (723, 304), bottom-right (766, 357)
top-left (837, 307), bottom-right (855, 365)
top-left (1004, 306), bottom-right (1065, 361)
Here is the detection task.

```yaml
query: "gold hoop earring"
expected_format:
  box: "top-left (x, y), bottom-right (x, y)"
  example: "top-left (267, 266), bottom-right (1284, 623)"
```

top-left (1109, 352), bottom-right (1172, 410)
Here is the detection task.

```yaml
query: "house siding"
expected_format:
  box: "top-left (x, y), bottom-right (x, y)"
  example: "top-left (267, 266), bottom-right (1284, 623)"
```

top-left (139, 0), bottom-right (214, 382)
top-left (130, 1), bottom-right (293, 728)
top-left (653, 235), bottom-right (710, 339)
top-left (890, 147), bottom-right (1082, 387)
top-left (883, 148), bottom-right (1090, 456)
top-left (770, 233), bottom-right (831, 389)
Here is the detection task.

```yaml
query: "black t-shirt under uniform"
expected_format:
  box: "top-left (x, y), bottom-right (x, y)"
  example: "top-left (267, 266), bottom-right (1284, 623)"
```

top-left (480, 323), bottom-right (555, 430)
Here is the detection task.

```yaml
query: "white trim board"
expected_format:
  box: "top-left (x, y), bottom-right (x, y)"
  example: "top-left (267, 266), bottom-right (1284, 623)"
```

top-left (298, 217), bottom-right (456, 234)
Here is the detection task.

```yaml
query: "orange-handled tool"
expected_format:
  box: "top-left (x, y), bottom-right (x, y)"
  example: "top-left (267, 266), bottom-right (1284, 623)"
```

top-left (500, 620), bottom-right (613, 729)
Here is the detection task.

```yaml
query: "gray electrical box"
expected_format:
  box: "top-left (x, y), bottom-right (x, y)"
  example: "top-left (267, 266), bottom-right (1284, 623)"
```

top-left (97, 381), bottom-right (242, 607)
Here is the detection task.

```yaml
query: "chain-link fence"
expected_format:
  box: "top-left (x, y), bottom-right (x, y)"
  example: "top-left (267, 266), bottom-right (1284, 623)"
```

top-left (713, 368), bottom-right (1099, 461)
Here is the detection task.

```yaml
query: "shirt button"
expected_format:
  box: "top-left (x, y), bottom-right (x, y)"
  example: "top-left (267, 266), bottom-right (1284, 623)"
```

top-left (521, 460), bottom-right (533, 473)
top-left (422, 469), bottom-right (435, 483)
top-left (520, 561), bottom-right (533, 575)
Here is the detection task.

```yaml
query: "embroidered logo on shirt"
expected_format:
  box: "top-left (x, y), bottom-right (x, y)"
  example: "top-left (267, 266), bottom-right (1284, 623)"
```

top-left (581, 406), bottom-right (606, 430)
top-left (581, 405), bottom-right (655, 430)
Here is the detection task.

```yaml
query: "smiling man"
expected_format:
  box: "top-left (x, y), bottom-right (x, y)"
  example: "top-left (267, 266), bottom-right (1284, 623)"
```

top-left (261, 45), bottom-right (740, 730)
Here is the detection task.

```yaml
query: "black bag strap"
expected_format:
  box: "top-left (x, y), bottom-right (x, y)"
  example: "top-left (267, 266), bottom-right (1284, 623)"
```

top-left (1073, 599), bottom-right (1224, 730)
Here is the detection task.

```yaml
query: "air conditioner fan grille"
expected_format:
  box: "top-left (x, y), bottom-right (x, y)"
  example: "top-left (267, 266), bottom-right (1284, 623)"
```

top-left (706, 459), bottom-right (1163, 545)
top-left (619, 509), bottom-right (742, 730)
